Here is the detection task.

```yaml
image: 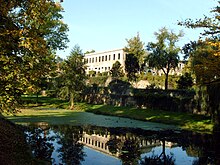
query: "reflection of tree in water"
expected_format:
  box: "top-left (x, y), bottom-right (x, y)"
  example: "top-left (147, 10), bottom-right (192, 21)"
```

top-left (25, 127), bottom-right (54, 163)
top-left (25, 125), bottom-right (220, 165)
top-left (140, 154), bottom-right (175, 165)
top-left (106, 128), bottom-right (142, 165)
top-left (140, 139), bottom-right (175, 165)
top-left (119, 139), bottom-right (141, 165)
top-left (25, 125), bottom-right (85, 165)
top-left (54, 125), bottom-right (85, 165)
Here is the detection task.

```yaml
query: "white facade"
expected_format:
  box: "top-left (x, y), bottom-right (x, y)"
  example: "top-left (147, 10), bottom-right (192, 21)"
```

top-left (84, 49), bottom-right (126, 74)
top-left (84, 48), bottom-right (185, 76)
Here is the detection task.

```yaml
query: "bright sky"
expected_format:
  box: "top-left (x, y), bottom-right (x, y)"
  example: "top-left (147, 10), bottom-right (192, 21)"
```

top-left (57, 0), bottom-right (218, 59)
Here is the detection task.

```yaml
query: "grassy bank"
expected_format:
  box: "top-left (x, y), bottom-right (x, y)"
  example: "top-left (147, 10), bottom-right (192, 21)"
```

top-left (86, 104), bottom-right (213, 133)
top-left (6, 96), bottom-right (214, 133)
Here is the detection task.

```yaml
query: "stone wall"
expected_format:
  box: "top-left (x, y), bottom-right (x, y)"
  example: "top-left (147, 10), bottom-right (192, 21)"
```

top-left (83, 87), bottom-right (198, 114)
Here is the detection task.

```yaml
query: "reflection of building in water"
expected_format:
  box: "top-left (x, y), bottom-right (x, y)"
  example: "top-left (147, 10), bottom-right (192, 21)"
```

top-left (78, 131), bottom-right (176, 157)
top-left (79, 131), bottom-right (114, 155)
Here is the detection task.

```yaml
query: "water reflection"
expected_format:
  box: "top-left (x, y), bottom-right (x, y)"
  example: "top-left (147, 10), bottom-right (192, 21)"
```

top-left (25, 124), bottom-right (220, 165)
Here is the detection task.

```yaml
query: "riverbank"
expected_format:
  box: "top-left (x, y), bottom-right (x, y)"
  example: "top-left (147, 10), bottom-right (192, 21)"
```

top-left (85, 104), bottom-right (213, 133)
top-left (0, 115), bottom-right (47, 165)
top-left (5, 96), bottom-right (213, 133)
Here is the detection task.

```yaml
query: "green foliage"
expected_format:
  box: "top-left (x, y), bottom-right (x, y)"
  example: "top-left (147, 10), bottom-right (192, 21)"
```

top-left (178, 1), bottom-right (220, 38)
top-left (85, 50), bottom-right (95, 54)
top-left (146, 27), bottom-right (183, 90)
top-left (58, 45), bottom-right (87, 109)
top-left (179, 2), bottom-right (220, 85)
top-left (101, 71), bottom-right (109, 77)
top-left (110, 61), bottom-right (124, 78)
top-left (88, 70), bottom-right (96, 77)
top-left (138, 73), bottom-right (179, 89)
top-left (179, 2), bottom-right (220, 127)
top-left (182, 40), bottom-right (220, 84)
top-left (176, 73), bottom-right (193, 89)
top-left (0, 0), bottom-right (69, 113)
top-left (87, 76), bottom-right (109, 87)
top-left (108, 79), bottom-right (131, 95)
top-left (124, 32), bottom-right (146, 67)
top-left (125, 53), bottom-right (139, 82)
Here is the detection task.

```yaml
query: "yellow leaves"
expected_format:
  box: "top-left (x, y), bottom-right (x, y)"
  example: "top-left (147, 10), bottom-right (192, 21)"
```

top-left (190, 39), bottom-right (220, 84)
top-left (207, 40), bottom-right (220, 57)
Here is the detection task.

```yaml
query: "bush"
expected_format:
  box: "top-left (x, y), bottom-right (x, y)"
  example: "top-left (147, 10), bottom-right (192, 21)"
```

top-left (108, 79), bottom-right (131, 95)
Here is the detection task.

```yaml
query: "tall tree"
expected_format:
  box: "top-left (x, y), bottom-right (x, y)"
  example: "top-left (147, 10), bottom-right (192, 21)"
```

top-left (0, 0), bottom-right (69, 113)
top-left (182, 39), bottom-right (220, 84)
top-left (125, 54), bottom-right (139, 82)
top-left (178, 1), bottom-right (220, 38)
top-left (59, 45), bottom-right (87, 110)
top-left (110, 61), bottom-right (124, 79)
top-left (146, 27), bottom-right (183, 90)
top-left (179, 2), bottom-right (220, 128)
top-left (124, 33), bottom-right (146, 71)
top-left (179, 1), bottom-right (220, 84)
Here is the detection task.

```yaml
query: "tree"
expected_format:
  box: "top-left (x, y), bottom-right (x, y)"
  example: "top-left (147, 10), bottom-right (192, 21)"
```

top-left (124, 32), bottom-right (146, 71)
top-left (85, 50), bottom-right (95, 54)
top-left (125, 53), bottom-right (140, 82)
top-left (176, 73), bottom-right (193, 89)
top-left (178, 1), bottom-right (220, 38)
top-left (110, 61), bottom-right (124, 79)
top-left (0, 0), bottom-right (69, 113)
top-left (182, 40), bottom-right (220, 84)
top-left (179, 1), bottom-right (220, 84)
top-left (146, 27), bottom-right (183, 90)
top-left (59, 45), bottom-right (87, 110)
top-left (179, 2), bottom-right (220, 129)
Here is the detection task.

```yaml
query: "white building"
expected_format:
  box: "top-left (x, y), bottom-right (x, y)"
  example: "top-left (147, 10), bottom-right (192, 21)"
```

top-left (84, 49), bottom-right (126, 75)
top-left (84, 48), bottom-right (185, 76)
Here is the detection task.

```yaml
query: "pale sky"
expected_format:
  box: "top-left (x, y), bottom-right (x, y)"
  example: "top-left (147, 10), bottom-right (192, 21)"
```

top-left (57, 0), bottom-right (218, 59)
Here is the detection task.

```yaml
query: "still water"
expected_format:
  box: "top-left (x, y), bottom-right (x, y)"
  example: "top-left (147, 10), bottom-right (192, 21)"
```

top-left (25, 124), bottom-right (220, 165)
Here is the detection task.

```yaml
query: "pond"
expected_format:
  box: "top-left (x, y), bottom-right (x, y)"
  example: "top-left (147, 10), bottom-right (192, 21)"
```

top-left (25, 123), bottom-right (220, 165)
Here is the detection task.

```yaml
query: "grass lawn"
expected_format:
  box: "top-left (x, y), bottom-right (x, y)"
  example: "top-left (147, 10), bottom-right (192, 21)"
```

top-left (5, 96), bottom-right (214, 133)
top-left (86, 104), bottom-right (213, 133)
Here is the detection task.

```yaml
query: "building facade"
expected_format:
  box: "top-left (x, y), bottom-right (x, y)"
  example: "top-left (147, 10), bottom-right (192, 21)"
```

top-left (84, 49), bottom-right (126, 75)
top-left (84, 48), bottom-right (185, 76)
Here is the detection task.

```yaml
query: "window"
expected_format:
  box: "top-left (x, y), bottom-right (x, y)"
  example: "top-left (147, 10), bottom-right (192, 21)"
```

top-left (95, 57), bottom-right (97, 62)
top-left (113, 54), bottom-right (115, 60)
top-left (105, 55), bottom-right (107, 61)
top-left (102, 56), bottom-right (104, 61)
top-left (118, 53), bottom-right (120, 60)
top-left (89, 58), bottom-right (91, 63)
top-left (109, 55), bottom-right (111, 60)
top-left (92, 58), bottom-right (94, 63)
top-left (99, 56), bottom-right (101, 62)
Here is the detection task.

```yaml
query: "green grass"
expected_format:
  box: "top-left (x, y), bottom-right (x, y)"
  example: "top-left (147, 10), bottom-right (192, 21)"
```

top-left (85, 104), bottom-right (213, 133)
top-left (5, 96), bottom-right (214, 133)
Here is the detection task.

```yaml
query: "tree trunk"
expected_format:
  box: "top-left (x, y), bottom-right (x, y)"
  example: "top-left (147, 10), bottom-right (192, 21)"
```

top-left (165, 74), bottom-right (169, 90)
top-left (70, 93), bottom-right (74, 110)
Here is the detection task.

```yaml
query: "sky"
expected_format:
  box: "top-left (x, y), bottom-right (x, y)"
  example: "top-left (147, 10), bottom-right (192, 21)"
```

top-left (56, 0), bottom-right (218, 59)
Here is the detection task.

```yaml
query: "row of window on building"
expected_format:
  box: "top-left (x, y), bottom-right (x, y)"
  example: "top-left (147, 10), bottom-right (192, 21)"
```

top-left (88, 66), bottom-right (111, 71)
top-left (81, 136), bottom-right (108, 150)
top-left (85, 53), bottom-right (121, 64)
